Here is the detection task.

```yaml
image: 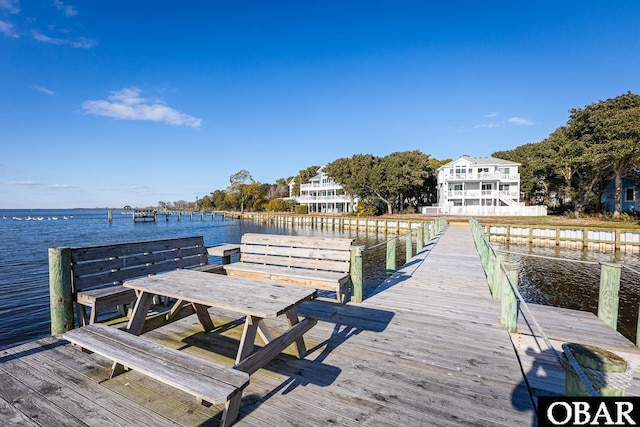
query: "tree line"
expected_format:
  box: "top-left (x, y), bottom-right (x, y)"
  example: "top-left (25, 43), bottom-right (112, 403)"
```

top-left (194, 91), bottom-right (639, 217)
top-left (196, 151), bottom-right (451, 215)
top-left (493, 92), bottom-right (640, 218)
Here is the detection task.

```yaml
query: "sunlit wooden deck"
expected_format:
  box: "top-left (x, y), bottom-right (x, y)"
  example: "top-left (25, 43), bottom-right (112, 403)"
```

top-left (2, 223), bottom-right (639, 426)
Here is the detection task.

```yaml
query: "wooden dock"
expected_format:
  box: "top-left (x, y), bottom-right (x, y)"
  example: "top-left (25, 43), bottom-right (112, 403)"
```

top-left (2, 223), bottom-right (639, 426)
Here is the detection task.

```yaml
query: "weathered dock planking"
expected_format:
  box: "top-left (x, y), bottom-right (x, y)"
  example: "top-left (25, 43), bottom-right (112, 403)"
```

top-left (2, 223), bottom-right (639, 426)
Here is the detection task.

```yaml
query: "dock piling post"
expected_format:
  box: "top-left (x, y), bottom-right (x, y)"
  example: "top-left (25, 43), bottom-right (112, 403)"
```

top-left (406, 231), bottom-right (413, 264)
top-left (416, 228), bottom-right (424, 253)
top-left (350, 246), bottom-right (365, 303)
top-left (49, 247), bottom-right (75, 334)
top-left (564, 343), bottom-right (629, 396)
top-left (386, 238), bottom-right (396, 277)
top-left (598, 262), bottom-right (622, 330)
top-left (500, 262), bottom-right (519, 332)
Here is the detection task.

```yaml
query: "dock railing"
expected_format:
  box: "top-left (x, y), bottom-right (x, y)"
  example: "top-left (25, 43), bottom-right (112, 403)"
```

top-left (349, 217), bottom-right (447, 303)
top-left (470, 217), bottom-right (636, 396)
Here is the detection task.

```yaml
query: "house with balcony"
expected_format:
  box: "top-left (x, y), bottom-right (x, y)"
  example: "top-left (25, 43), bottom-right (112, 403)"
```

top-left (423, 155), bottom-right (546, 216)
top-left (290, 166), bottom-right (353, 214)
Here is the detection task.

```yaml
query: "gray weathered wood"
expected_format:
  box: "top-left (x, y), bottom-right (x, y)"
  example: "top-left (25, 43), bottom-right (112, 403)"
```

top-left (224, 233), bottom-right (354, 303)
top-left (55, 235), bottom-right (217, 329)
top-left (63, 323), bottom-right (249, 425)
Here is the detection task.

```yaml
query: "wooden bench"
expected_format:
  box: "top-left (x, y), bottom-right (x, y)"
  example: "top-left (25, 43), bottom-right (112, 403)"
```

top-left (59, 236), bottom-right (222, 326)
top-left (63, 324), bottom-right (249, 426)
top-left (223, 234), bottom-right (355, 303)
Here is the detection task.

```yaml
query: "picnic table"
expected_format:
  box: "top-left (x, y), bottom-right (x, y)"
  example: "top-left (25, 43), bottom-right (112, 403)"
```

top-left (123, 269), bottom-right (319, 374)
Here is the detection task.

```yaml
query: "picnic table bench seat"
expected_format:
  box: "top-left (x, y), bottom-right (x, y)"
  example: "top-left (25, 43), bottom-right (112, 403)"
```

top-left (59, 236), bottom-right (222, 326)
top-left (223, 233), bottom-right (355, 303)
top-left (63, 323), bottom-right (249, 426)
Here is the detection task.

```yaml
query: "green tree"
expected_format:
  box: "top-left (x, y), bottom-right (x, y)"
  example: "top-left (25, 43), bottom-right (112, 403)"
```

top-left (325, 154), bottom-right (378, 212)
top-left (371, 151), bottom-right (432, 214)
top-left (568, 92), bottom-right (640, 217)
top-left (326, 151), bottom-right (432, 214)
top-left (228, 169), bottom-right (254, 214)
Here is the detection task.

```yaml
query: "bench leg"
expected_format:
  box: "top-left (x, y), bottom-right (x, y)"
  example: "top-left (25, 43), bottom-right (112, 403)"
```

top-left (220, 392), bottom-right (243, 427)
top-left (285, 308), bottom-right (307, 358)
top-left (256, 319), bottom-right (274, 344)
top-left (192, 303), bottom-right (215, 332)
top-left (126, 292), bottom-right (155, 335)
top-left (109, 361), bottom-right (127, 379)
top-left (236, 315), bottom-right (259, 365)
top-left (77, 303), bottom-right (90, 327)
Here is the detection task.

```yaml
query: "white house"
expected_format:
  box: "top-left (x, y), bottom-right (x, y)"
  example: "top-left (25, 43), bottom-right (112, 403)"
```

top-left (423, 155), bottom-right (547, 216)
top-left (290, 166), bottom-right (353, 214)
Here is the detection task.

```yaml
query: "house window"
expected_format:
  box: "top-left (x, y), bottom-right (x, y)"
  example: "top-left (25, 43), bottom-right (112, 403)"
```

top-left (499, 184), bottom-right (510, 192)
top-left (499, 167), bottom-right (510, 175)
top-left (453, 184), bottom-right (463, 191)
top-left (625, 188), bottom-right (635, 202)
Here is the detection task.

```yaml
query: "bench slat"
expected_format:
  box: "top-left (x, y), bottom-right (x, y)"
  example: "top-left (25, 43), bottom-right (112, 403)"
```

top-left (74, 257), bottom-right (208, 290)
top-left (71, 237), bottom-right (206, 262)
top-left (63, 324), bottom-right (249, 406)
top-left (227, 234), bottom-right (354, 303)
top-left (241, 234), bottom-right (353, 250)
top-left (72, 246), bottom-right (207, 277)
top-left (240, 244), bottom-right (351, 262)
top-left (240, 253), bottom-right (350, 273)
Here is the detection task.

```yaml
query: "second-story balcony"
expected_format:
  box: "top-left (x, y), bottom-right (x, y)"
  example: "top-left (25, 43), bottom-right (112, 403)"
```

top-left (296, 195), bottom-right (351, 203)
top-left (443, 172), bottom-right (520, 182)
top-left (300, 182), bottom-right (342, 191)
top-left (447, 189), bottom-right (519, 199)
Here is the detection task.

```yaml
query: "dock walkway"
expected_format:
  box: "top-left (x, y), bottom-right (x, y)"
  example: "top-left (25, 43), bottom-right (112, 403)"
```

top-left (2, 223), bottom-right (638, 426)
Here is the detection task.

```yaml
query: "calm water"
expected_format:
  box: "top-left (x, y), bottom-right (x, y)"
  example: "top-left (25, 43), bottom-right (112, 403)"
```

top-left (4, 211), bottom-right (639, 350)
top-left (498, 243), bottom-right (640, 343)
top-left (0, 209), bottom-right (395, 350)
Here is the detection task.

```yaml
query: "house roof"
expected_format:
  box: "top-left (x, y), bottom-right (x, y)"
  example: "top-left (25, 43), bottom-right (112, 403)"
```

top-left (438, 155), bottom-right (521, 170)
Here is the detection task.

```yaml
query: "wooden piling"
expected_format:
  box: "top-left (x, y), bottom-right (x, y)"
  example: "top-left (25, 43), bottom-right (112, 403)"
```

top-left (406, 232), bottom-right (413, 264)
top-left (386, 238), bottom-right (396, 277)
top-left (598, 262), bottom-right (622, 330)
top-left (500, 262), bottom-right (519, 333)
top-left (350, 246), bottom-right (364, 303)
top-left (564, 343), bottom-right (628, 396)
top-left (49, 247), bottom-right (74, 334)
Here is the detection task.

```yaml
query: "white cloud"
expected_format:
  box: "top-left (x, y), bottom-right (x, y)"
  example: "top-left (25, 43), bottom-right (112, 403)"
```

top-left (0, 19), bottom-right (16, 37)
top-left (8, 180), bottom-right (37, 186)
top-left (82, 87), bottom-right (202, 129)
top-left (43, 183), bottom-right (72, 189)
top-left (53, 0), bottom-right (78, 17)
top-left (474, 123), bottom-right (501, 129)
top-left (32, 30), bottom-right (97, 48)
top-left (31, 85), bottom-right (54, 95)
top-left (0, 0), bottom-right (20, 14)
top-left (8, 180), bottom-right (72, 189)
top-left (507, 116), bottom-right (534, 126)
top-left (484, 112), bottom-right (499, 119)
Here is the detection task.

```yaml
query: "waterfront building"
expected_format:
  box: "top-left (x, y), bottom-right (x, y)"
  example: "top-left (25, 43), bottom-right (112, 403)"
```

top-left (601, 176), bottom-right (639, 214)
top-left (423, 155), bottom-right (547, 216)
top-left (290, 166), bottom-right (353, 213)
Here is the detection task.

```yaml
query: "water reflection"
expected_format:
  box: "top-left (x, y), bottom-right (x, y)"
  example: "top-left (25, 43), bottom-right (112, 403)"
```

top-left (496, 243), bottom-right (640, 343)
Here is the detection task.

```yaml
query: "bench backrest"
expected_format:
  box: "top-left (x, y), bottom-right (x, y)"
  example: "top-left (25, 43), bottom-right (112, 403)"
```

top-left (70, 236), bottom-right (207, 292)
top-left (239, 233), bottom-right (354, 273)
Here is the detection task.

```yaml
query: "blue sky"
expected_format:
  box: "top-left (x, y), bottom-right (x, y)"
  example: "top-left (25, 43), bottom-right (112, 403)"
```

top-left (1, 1), bottom-right (639, 209)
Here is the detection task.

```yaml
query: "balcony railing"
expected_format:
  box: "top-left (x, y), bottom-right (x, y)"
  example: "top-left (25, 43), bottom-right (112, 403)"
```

top-left (446, 190), bottom-right (519, 199)
top-left (300, 183), bottom-right (342, 190)
top-left (443, 172), bottom-right (520, 181)
top-left (296, 195), bottom-right (351, 203)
